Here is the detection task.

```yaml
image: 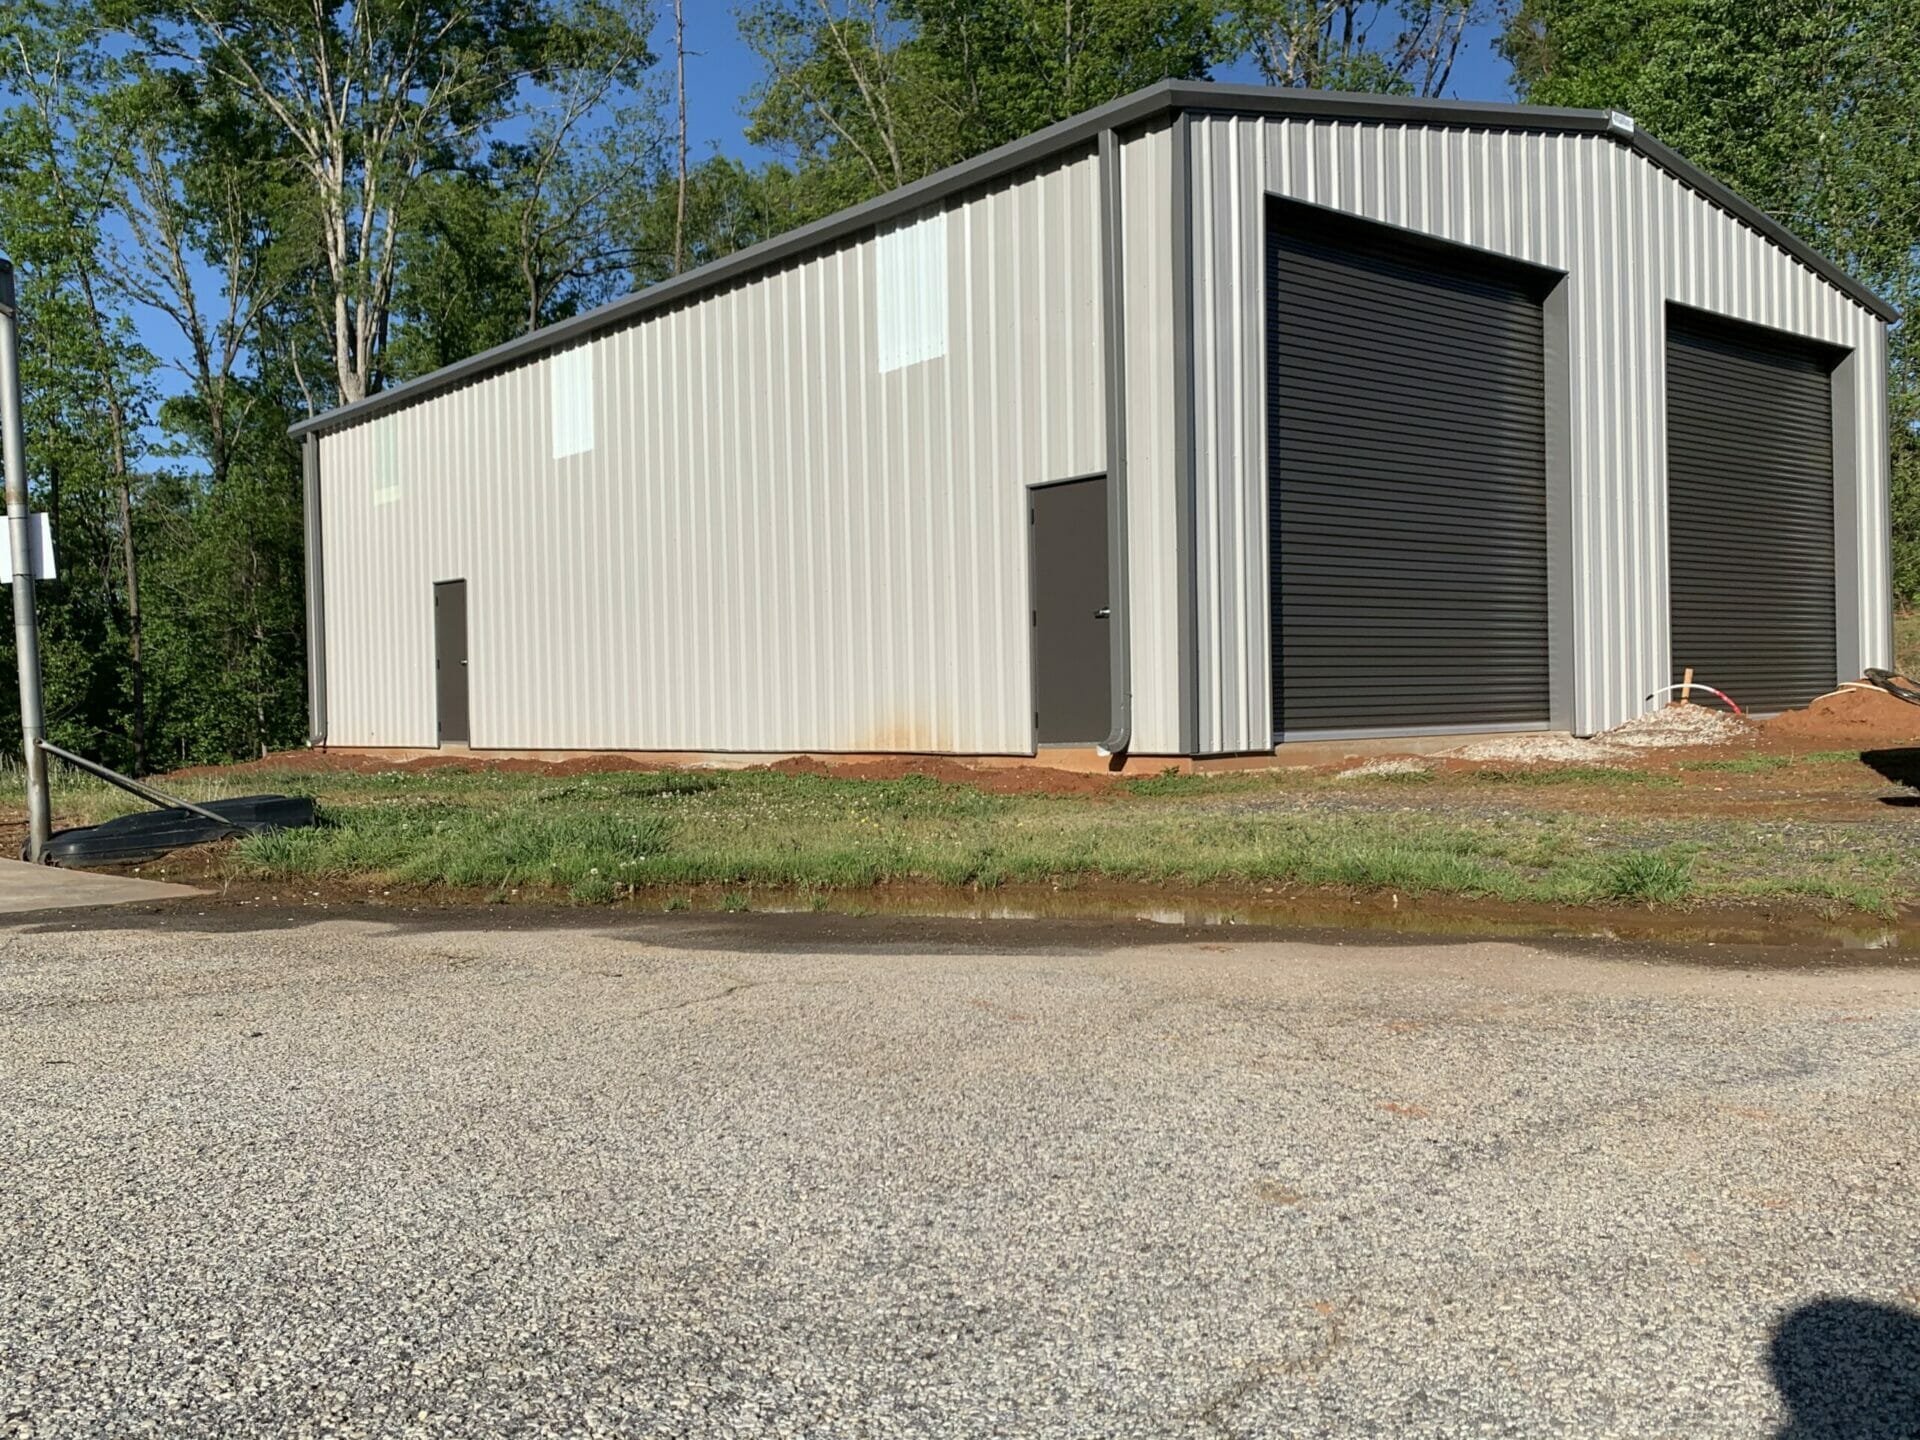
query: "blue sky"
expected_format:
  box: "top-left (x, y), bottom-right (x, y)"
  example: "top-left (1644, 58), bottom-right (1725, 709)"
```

top-left (118, 6), bottom-right (1521, 441)
top-left (659, 7), bottom-right (1519, 165)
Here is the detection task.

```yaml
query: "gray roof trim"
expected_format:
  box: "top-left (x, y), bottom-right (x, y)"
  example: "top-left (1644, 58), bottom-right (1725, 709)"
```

top-left (1624, 124), bottom-right (1897, 323)
top-left (290, 79), bottom-right (1894, 439)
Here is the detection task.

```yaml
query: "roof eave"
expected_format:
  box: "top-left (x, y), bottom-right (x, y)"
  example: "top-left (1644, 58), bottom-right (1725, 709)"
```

top-left (290, 80), bottom-right (1895, 440)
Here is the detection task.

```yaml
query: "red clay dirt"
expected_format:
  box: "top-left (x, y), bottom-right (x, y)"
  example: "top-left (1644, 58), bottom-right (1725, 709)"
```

top-left (169, 750), bottom-right (679, 780)
top-left (166, 747), bottom-right (1124, 796)
top-left (1763, 684), bottom-right (1920, 746)
top-left (759, 755), bottom-right (1118, 796)
top-left (151, 678), bottom-right (1920, 806)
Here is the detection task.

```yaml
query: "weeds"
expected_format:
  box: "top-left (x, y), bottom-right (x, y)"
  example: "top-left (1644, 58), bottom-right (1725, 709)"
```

top-left (88, 753), bottom-right (1904, 917)
top-left (1602, 849), bottom-right (1695, 904)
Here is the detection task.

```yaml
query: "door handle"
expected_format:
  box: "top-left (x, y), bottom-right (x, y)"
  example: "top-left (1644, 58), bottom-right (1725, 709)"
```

top-left (1093, 607), bottom-right (1111, 620)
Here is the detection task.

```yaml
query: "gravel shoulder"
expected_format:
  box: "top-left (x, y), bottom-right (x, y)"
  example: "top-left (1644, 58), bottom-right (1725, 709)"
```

top-left (3, 911), bottom-right (1918, 1438)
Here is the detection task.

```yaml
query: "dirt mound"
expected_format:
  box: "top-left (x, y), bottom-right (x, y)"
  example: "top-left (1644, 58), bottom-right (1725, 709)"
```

top-left (167, 747), bottom-right (1118, 797)
top-left (166, 750), bottom-right (673, 781)
top-left (1766, 684), bottom-right (1920, 744)
top-left (759, 755), bottom-right (1116, 796)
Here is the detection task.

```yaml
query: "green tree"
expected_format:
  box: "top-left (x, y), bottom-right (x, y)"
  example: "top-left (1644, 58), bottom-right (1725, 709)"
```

top-left (1501, 0), bottom-right (1920, 601)
top-left (124, 0), bottom-right (660, 407)
top-left (1227, 0), bottom-right (1479, 94)
top-left (740, 0), bottom-right (1223, 210)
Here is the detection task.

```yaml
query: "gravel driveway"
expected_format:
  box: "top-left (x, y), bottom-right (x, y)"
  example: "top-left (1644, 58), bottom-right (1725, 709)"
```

top-left (3, 908), bottom-right (1917, 1438)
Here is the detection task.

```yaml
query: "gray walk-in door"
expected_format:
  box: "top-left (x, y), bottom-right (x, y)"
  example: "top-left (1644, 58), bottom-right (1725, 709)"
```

top-left (1267, 205), bottom-right (1552, 738)
top-left (1666, 310), bottom-right (1837, 714)
top-left (1030, 476), bottom-right (1111, 744)
top-left (434, 580), bottom-right (470, 745)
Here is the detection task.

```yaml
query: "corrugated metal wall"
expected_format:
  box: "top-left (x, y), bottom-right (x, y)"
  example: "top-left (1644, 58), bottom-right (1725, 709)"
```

top-left (1187, 115), bottom-right (1890, 750)
top-left (1117, 124), bottom-right (1184, 755)
top-left (319, 152), bottom-right (1108, 752)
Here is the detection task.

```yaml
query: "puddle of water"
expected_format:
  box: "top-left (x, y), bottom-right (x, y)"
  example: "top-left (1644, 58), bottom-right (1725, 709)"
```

top-left (692, 881), bottom-right (1917, 956)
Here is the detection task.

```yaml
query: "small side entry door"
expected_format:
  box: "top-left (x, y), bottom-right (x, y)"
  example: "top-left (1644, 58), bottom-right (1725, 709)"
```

top-left (434, 579), bottom-right (470, 745)
top-left (1029, 476), bottom-right (1112, 744)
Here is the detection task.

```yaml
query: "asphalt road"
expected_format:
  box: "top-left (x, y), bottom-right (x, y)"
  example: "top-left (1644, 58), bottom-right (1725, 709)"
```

top-left (3, 907), bottom-right (1918, 1438)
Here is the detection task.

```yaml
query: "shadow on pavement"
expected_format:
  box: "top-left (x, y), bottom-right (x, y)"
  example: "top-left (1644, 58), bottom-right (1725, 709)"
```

top-left (1770, 1297), bottom-right (1920, 1439)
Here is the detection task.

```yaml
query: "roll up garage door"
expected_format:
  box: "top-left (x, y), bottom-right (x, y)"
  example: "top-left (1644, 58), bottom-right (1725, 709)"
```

top-left (1666, 310), bottom-right (1838, 713)
top-left (1268, 204), bottom-right (1554, 739)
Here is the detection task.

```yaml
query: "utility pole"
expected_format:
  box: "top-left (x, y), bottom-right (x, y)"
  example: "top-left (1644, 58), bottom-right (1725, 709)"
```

top-left (0, 259), bottom-right (51, 861)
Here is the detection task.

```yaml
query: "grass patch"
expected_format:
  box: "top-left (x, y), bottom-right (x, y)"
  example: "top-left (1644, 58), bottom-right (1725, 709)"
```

top-left (243, 800), bottom-right (671, 892)
top-left (1344, 767), bottom-right (1437, 785)
top-left (1681, 755), bottom-right (1797, 774)
top-left (51, 756), bottom-right (1891, 917)
top-left (1124, 768), bottom-right (1209, 798)
top-left (1471, 766), bottom-right (1677, 788)
top-left (1681, 751), bottom-right (1863, 774)
top-left (1601, 849), bottom-right (1695, 904)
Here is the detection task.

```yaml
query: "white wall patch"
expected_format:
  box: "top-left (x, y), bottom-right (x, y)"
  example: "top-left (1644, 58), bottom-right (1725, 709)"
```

top-left (550, 345), bottom-right (596, 459)
top-left (875, 212), bottom-right (949, 373)
top-left (372, 419), bottom-right (401, 506)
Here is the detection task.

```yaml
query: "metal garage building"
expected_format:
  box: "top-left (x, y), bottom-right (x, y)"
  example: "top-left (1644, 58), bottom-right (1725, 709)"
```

top-left (294, 81), bottom-right (1896, 760)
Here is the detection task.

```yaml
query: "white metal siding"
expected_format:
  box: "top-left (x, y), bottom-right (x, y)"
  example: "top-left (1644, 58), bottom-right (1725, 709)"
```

top-left (1187, 115), bottom-right (1890, 750)
top-left (319, 153), bottom-right (1106, 752)
top-left (1119, 124), bottom-right (1184, 754)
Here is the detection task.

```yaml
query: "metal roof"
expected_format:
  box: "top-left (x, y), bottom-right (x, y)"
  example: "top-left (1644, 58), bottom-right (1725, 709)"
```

top-left (290, 79), bottom-right (1897, 440)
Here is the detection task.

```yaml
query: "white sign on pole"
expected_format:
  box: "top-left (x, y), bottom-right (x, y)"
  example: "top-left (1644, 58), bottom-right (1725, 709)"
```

top-left (0, 512), bottom-right (55, 583)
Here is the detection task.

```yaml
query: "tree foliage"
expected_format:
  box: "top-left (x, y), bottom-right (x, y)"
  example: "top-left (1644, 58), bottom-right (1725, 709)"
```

top-left (0, 0), bottom-right (1907, 782)
top-left (1502, 0), bottom-right (1920, 599)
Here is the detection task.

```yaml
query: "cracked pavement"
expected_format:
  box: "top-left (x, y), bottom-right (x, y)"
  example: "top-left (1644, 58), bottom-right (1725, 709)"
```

top-left (3, 908), bottom-right (1918, 1437)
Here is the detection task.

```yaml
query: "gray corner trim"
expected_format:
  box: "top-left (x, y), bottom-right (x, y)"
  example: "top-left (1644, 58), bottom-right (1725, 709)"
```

top-left (1171, 111), bottom-right (1199, 759)
top-left (1097, 128), bottom-right (1131, 758)
top-left (1830, 348), bottom-right (1864, 678)
top-left (301, 433), bottom-right (327, 746)
top-left (288, 79), bottom-right (1894, 441)
top-left (1542, 279), bottom-right (1578, 733)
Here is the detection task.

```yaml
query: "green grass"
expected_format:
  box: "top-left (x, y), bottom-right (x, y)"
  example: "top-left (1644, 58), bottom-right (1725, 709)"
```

top-left (1602, 848), bottom-right (1696, 903)
top-left (28, 753), bottom-right (1915, 915)
top-left (1680, 751), bottom-right (1862, 774)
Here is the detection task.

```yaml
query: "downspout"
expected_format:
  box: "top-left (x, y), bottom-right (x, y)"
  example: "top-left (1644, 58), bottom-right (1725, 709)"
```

top-left (1097, 126), bottom-right (1132, 757)
top-left (301, 432), bottom-right (328, 746)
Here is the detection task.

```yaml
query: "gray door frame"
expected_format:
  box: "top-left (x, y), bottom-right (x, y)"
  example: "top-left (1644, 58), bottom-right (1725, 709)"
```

top-left (1258, 196), bottom-right (1575, 744)
top-left (1661, 302), bottom-right (1849, 714)
top-left (433, 578), bottom-right (470, 746)
top-left (1027, 473), bottom-right (1113, 749)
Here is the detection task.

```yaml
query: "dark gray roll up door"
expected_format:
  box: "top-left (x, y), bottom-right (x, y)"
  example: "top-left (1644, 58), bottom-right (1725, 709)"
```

top-left (1267, 206), bottom-right (1552, 737)
top-left (1666, 310), bottom-right (1837, 714)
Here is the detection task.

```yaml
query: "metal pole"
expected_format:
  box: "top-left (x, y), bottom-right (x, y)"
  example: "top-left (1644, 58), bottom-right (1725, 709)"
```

top-left (0, 259), bottom-right (51, 861)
